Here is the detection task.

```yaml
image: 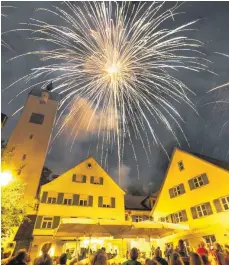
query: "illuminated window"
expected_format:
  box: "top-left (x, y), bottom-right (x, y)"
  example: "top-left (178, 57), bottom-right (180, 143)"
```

top-left (102, 197), bottom-right (111, 208)
top-left (221, 196), bottom-right (229, 210)
top-left (63, 194), bottom-right (73, 205)
top-left (174, 211), bottom-right (183, 223)
top-left (72, 174), bottom-right (86, 183)
top-left (178, 161), bottom-right (184, 171)
top-left (29, 113), bottom-right (44, 125)
top-left (79, 195), bottom-right (88, 206)
top-left (47, 197), bottom-right (56, 204)
top-left (173, 186), bottom-right (181, 197)
top-left (41, 217), bottom-right (53, 229)
top-left (196, 204), bottom-right (208, 217)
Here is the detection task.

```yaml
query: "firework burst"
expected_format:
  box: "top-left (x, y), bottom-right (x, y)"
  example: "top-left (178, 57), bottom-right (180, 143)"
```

top-left (4, 2), bottom-right (210, 182)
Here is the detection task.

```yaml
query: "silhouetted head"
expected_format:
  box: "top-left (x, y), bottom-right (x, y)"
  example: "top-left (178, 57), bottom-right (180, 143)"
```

top-left (130, 248), bottom-right (138, 261)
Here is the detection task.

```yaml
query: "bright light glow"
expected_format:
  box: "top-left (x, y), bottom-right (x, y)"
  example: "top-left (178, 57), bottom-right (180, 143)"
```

top-left (106, 64), bottom-right (119, 75)
top-left (1, 171), bottom-right (13, 186)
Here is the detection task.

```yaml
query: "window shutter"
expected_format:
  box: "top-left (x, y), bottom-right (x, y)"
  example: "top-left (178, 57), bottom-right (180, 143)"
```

top-left (213, 199), bottom-right (223, 213)
top-left (90, 176), bottom-right (94, 184)
top-left (88, 196), bottom-right (93, 207)
top-left (202, 174), bottom-right (209, 185)
top-left (170, 214), bottom-right (175, 223)
top-left (100, 177), bottom-right (104, 185)
top-left (73, 194), bottom-right (79, 205)
top-left (191, 207), bottom-right (198, 219)
top-left (188, 179), bottom-right (195, 190)
top-left (98, 196), bottom-right (103, 207)
top-left (82, 175), bottom-right (87, 183)
top-left (72, 174), bottom-right (76, 182)
top-left (57, 193), bottom-right (64, 204)
top-left (41, 191), bottom-right (48, 203)
top-left (205, 202), bottom-right (213, 215)
top-left (111, 197), bottom-right (116, 208)
top-left (169, 188), bottom-right (175, 198)
top-left (52, 216), bottom-right (60, 229)
top-left (181, 210), bottom-right (188, 222)
top-left (179, 184), bottom-right (185, 195)
top-left (35, 216), bottom-right (43, 229)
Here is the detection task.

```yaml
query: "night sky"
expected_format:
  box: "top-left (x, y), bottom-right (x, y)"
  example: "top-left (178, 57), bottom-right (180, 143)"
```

top-left (1, 2), bottom-right (229, 193)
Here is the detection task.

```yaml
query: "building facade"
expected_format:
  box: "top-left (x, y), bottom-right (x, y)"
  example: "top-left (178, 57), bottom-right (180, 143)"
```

top-left (3, 85), bottom-right (59, 202)
top-left (30, 157), bottom-right (126, 259)
top-left (151, 148), bottom-right (229, 249)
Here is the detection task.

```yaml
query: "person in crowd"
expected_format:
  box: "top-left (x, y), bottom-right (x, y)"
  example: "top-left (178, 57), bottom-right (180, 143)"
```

top-left (2, 248), bottom-right (5, 259)
top-left (156, 247), bottom-right (162, 258)
top-left (197, 243), bottom-right (208, 257)
top-left (91, 250), bottom-right (107, 265)
top-left (6, 249), bottom-right (27, 265)
top-left (177, 240), bottom-right (189, 265)
top-left (170, 252), bottom-right (184, 265)
top-left (154, 248), bottom-right (168, 265)
top-left (101, 248), bottom-right (106, 253)
top-left (33, 242), bottom-right (53, 265)
top-left (58, 254), bottom-right (67, 265)
top-left (189, 252), bottom-right (203, 265)
top-left (68, 258), bottom-right (78, 265)
top-left (146, 260), bottom-right (159, 265)
top-left (224, 249), bottom-right (229, 265)
top-left (213, 243), bottom-right (226, 265)
top-left (201, 254), bottom-right (211, 265)
top-left (65, 250), bottom-right (72, 261)
top-left (122, 248), bottom-right (141, 265)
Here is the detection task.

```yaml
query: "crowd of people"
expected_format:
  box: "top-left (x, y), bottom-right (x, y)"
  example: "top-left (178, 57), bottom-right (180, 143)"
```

top-left (1, 240), bottom-right (229, 265)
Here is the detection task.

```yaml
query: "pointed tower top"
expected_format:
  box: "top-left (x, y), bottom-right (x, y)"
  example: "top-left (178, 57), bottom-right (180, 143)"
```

top-left (46, 82), bottom-right (53, 91)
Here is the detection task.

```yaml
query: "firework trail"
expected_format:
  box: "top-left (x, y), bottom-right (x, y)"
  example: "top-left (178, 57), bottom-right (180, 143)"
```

top-left (1, 5), bottom-right (15, 50)
top-left (4, 2), bottom-right (210, 183)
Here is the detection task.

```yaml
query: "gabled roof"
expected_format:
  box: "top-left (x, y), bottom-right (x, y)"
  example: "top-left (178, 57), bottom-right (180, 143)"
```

top-left (42, 156), bottom-right (125, 194)
top-left (151, 148), bottom-right (229, 215)
top-left (193, 153), bottom-right (229, 171)
top-left (125, 195), bottom-right (151, 211)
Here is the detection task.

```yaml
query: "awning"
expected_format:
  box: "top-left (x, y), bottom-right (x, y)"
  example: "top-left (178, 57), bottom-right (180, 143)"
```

top-left (54, 218), bottom-right (189, 239)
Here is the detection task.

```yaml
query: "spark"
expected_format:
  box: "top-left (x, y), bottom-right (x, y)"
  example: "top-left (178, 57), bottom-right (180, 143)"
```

top-left (4, 2), bottom-right (210, 183)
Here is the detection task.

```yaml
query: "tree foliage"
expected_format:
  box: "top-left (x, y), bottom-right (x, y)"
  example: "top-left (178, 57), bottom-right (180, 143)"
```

top-left (1, 182), bottom-right (28, 243)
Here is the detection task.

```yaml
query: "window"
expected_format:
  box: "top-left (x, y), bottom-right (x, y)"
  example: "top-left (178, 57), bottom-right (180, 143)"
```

top-left (79, 195), bottom-right (88, 206)
top-left (188, 173), bottom-right (209, 190)
top-left (90, 176), bottom-right (103, 185)
top-left (47, 197), bottom-right (57, 204)
top-left (29, 113), bottom-right (44, 125)
top-left (29, 134), bottom-right (33, 139)
top-left (72, 174), bottom-right (86, 183)
top-left (41, 217), bottom-right (53, 229)
top-left (173, 186), bottom-right (181, 197)
top-left (135, 216), bottom-right (143, 223)
top-left (193, 176), bottom-right (204, 188)
top-left (221, 196), bottom-right (229, 211)
top-left (196, 204), bottom-right (208, 217)
top-left (125, 214), bottom-right (129, 221)
top-left (103, 197), bottom-right (111, 208)
top-left (63, 194), bottom-right (73, 205)
top-left (203, 235), bottom-right (216, 244)
top-left (191, 202), bottom-right (213, 219)
top-left (174, 211), bottom-right (183, 223)
top-left (22, 154), bottom-right (27, 161)
top-left (34, 203), bottom-right (39, 211)
top-left (169, 183), bottom-right (185, 198)
top-left (87, 163), bottom-right (92, 168)
top-left (178, 161), bottom-right (184, 171)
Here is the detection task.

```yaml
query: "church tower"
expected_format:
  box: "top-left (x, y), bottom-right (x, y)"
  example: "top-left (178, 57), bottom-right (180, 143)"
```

top-left (4, 83), bottom-right (59, 201)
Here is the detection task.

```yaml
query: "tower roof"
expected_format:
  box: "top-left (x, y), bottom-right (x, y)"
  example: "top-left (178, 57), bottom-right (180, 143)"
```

top-left (29, 87), bottom-right (60, 101)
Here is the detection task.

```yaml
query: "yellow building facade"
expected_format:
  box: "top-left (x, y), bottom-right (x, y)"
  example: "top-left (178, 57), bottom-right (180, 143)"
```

top-left (30, 157), bottom-right (126, 259)
top-left (151, 148), bottom-right (229, 249)
top-left (3, 85), bottom-right (59, 203)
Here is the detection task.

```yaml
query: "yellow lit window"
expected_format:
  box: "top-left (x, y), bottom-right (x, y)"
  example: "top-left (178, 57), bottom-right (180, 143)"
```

top-left (174, 211), bottom-right (183, 223)
top-left (63, 194), bottom-right (73, 205)
top-left (79, 195), bottom-right (88, 206)
top-left (221, 196), bottom-right (229, 210)
top-left (193, 176), bottom-right (204, 188)
top-left (196, 204), bottom-right (208, 217)
top-left (173, 186), bottom-right (181, 196)
top-left (103, 197), bottom-right (111, 208)
top-left (41, 217), bottom-right (53, 229)
top-left (47, 197), bottom-right (56, 204)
